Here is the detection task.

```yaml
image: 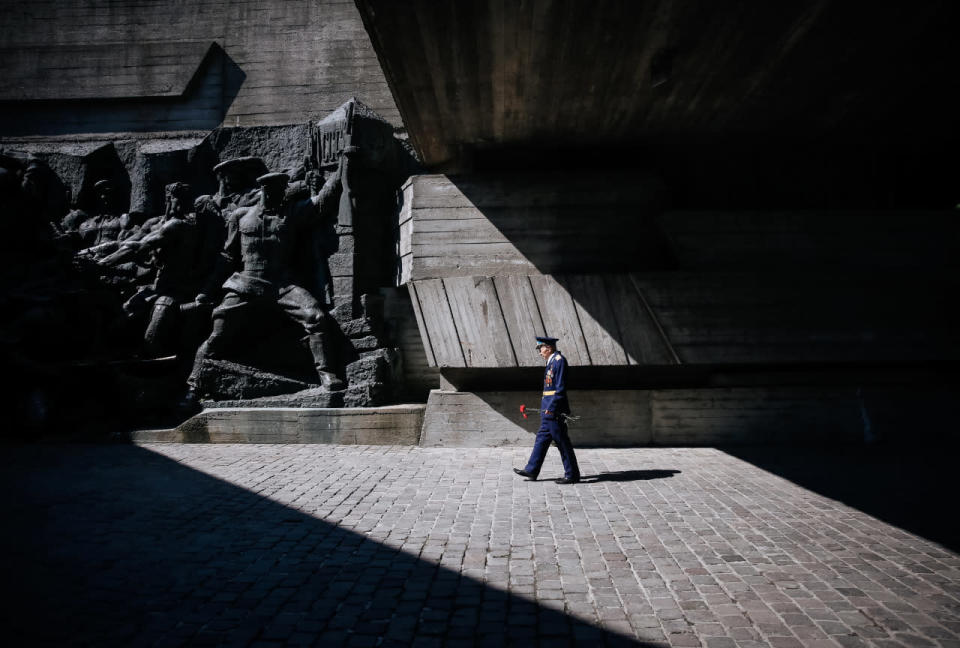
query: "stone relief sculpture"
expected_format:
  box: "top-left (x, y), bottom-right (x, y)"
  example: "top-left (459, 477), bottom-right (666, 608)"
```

top-left (99, 182), bottom-right (203, 357)
top-left (194, 156), bottom-right (264, 287)
top-left (185, 159), bottom-right (349, 406)
top-left (2, 98), bottom-right (416, 431)
top-left (74, 180), bottom-right (127, 254)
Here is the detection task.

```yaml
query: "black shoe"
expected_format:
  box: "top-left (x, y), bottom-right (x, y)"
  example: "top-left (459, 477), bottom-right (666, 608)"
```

top-left (555, 476), bottom-right (580, 484)
top-left (513, 468), bottom-right (537, 480)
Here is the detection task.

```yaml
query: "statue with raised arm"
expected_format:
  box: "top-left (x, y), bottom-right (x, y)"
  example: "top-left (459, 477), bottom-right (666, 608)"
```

top-left (193, 157), bottom-right (264, 281)
top-left (183, 153), bottom-right (351, 404)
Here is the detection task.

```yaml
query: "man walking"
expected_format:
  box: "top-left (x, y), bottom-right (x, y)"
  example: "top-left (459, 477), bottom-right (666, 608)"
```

top-left (514, 336), bottom-right (581, 484)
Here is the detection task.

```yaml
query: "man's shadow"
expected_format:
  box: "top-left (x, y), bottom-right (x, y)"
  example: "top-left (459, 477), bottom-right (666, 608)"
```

top-left (580, 469), bottom-right (680, 483)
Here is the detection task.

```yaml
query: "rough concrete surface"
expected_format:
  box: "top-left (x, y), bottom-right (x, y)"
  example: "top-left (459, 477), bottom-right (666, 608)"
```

top-left (132, 405), bottom-right (426, 444)
top-left (2, 443), bottom-right (958, 647)
top-left (421, 390), bottom-right (653, 447)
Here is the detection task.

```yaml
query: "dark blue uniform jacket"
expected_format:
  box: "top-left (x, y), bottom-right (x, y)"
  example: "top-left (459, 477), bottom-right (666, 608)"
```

top-left (540, 352), bottom-right (570, 418)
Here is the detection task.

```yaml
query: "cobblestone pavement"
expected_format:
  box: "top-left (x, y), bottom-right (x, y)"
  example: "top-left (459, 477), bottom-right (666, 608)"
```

top-left (3, 444), bottom-right (959, 647)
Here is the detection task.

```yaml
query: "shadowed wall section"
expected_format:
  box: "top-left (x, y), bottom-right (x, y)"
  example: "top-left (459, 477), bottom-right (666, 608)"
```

top-left (400, 174), bottom-right (960, 370)
top-left (398, 173), bottom-right (960, 446)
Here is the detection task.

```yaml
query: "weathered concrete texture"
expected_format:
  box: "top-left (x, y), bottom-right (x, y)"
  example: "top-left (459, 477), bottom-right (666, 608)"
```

top-left (398, 174), bottom-right (960, 370)
top-left (410, 274), bottom-right (677, 368)
top-left (132, 405), bottom-right (425, 444)
top-left (344, 348), bottom-right (400, 408)
top-left (420, 385), bottom-right (954, 447)
top-left (398, 172), bottom-right (668, 283)
top-left (193, 359), bottom-right (321, 402)
top-left (0, 41), bottom-right (213, 101)
top-left (383, 286), bottom-right (440, 401)
top-left (0, 0), bottom-right (401, 132)
top-left (358, 1), bottom-right (959, 172)
top-left (420, 390), bottom-right (653, 447)
top-left (202, 386), bottom-right (343, 410)
top-left (205, 124), bottom-right (312, 179)
top-left (650, 387), bottom-right (865, 445)
top-left (129, 139), bottom-right (205, 215)
top-left (11, 141), bottom-right (103, 205)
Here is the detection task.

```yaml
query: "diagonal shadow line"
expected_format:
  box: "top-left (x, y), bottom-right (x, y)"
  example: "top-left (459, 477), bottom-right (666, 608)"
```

top-left (723, 445), bottom-right (960, 553)
top-left (0, 42), bottom-right (246, 137)
top-left (0, 444), bottom-right (657, 647)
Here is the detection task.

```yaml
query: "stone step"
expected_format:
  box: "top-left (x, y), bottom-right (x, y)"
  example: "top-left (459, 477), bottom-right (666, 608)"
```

top-left (130, 405), bottom-right (425, 444)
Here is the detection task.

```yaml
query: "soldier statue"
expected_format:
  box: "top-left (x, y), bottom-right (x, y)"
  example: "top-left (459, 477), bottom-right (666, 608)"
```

top-left (196, 156), bottom-right (263, 217)
top-left (76, 179), bottom-right (125, 254)
top-left (183, 152), bottom-right (352, 404)
top-left (99, 182), bottom-right (202, 356)
top-left (193, 157), bottom-right (264, 281)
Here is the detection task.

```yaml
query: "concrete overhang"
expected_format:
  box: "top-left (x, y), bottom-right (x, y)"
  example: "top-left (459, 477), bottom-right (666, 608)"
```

top-left (355, 1), bottom-right (960, 172)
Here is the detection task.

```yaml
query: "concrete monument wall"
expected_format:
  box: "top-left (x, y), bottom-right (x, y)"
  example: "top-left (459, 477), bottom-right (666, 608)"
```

top-left (0, 0), bottom-right (401, 136)
top-left (399, 173), bottom-right (960, 446)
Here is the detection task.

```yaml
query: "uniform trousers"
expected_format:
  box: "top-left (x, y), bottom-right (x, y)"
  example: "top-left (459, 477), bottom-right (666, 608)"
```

top-left (523, 416), bottom-right (580, 480)
top-left (187, 285), bottom-right (330, 388)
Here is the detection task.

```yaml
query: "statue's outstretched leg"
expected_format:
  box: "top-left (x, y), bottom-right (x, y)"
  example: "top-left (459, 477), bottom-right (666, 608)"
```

top-left (183, 293), bottom-right (247, 403)
top-left (279, 284), bottom-right (344, 391)
top-left (143, 295), bottom-right (178, 357)
top-left (302, 332), bottom-right (344, 390)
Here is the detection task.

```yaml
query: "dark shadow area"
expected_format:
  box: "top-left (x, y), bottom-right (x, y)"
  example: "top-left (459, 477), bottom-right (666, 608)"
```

top-left (440, 363), bottom-right (960, 392)
top-left (724, 444), bottom-right (960, 553)
top-left (472, 134), bottom-right (960, 211)
top-left (440, 170), bottom-right (960, 377)
top-left (0, 444), bottom-right (652, 647)
top-left (580, 469), bottom-right (680, 483)
top-left (0, 43), bottom-right (245, 137)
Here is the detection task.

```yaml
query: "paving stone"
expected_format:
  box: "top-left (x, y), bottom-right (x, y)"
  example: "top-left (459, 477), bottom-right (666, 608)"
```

top-left (2, 444), bottom-right (959, 647)
top-left (704, 638), bottom-right (737, 648)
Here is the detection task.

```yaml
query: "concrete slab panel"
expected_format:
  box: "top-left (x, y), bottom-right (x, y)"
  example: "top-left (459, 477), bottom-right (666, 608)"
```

top-left (132, 405), bottom-right (425, 444)
top-left (420, 389), bottom-right (652, 447)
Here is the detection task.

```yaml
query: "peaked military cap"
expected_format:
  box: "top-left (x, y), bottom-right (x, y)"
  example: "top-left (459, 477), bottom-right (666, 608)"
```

top-left (212, 156), bottom-right (264, 176)
top-left (535, 336), bottom-right (559, 348)
top-left (256, 172), bottom-right (290, 186)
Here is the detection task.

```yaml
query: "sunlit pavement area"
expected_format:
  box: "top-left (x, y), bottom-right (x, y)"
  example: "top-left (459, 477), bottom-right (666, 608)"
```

top-left (3, 443), bottom-right (959, 647)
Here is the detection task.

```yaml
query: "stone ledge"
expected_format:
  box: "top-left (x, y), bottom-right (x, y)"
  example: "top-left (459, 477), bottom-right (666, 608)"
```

top-left (419, 385), bottom-right (955, 447)
top-left (420, 390), bottom-right (652, 447)
top-left (131, 405), bottom-right (425, 445)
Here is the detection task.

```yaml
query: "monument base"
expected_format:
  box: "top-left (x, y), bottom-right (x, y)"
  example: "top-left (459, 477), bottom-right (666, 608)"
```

top-left (419, 384), bottom-right (957, 447)
top-left (131, 404), bottom-right (425, 444)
